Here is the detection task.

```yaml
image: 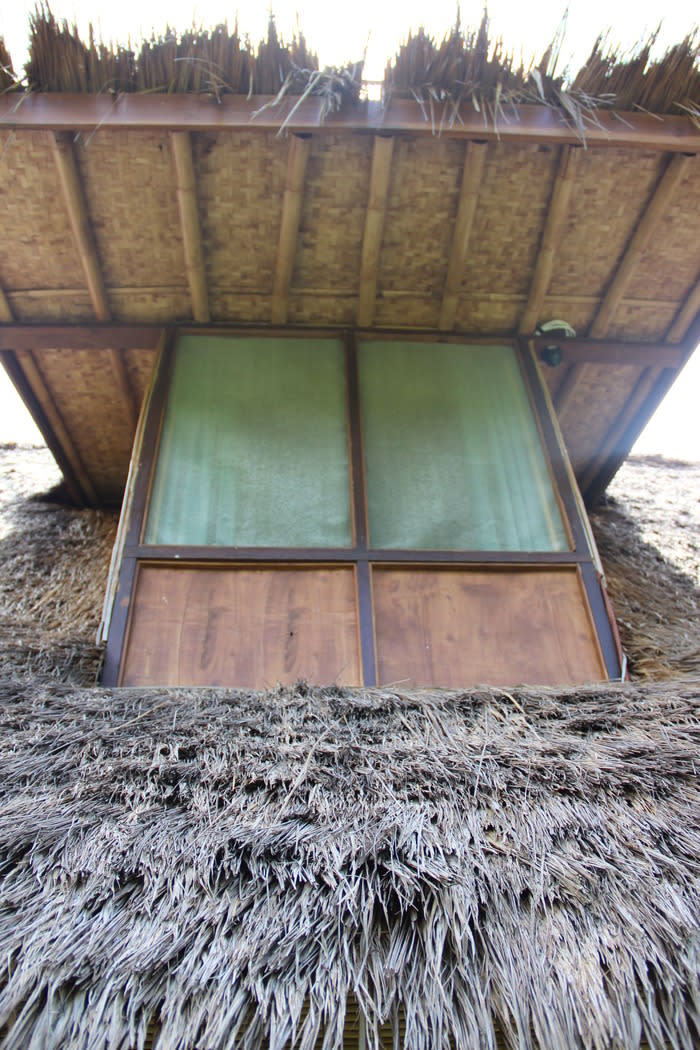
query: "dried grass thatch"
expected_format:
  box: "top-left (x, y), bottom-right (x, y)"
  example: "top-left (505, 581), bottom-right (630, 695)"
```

top-left (0, 444), bottom-right (116, 684)
top-left (0, 676), bottom-right (699, 1049)
top-left (21, 4), bottom-right (363, 108)
top-left (0, 36), bottom-right (16, 92)
top-left (383, 14), bottom-right (700, 135)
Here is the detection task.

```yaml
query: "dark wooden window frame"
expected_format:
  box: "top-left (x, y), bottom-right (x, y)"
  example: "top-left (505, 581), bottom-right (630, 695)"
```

top-left (102, 327), bottom-right (622, 686)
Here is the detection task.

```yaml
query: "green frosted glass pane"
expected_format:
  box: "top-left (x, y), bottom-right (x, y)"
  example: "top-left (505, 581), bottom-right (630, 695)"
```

top-left (145, 336), bottom-right (351, 547)
top-left (359, 342), bottom-right (569, 551)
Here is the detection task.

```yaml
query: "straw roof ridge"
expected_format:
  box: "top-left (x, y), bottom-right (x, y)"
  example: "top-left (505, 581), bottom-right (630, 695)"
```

top-left (1, 676), bottom-right (699, 1049)
top-left (19, 4), bottom-right (364, 103)
top-left (383, 14), bottom-right (700, 133)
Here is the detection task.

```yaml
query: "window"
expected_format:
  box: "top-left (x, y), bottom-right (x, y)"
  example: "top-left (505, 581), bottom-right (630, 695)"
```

top-left (111, 332), bottom-right (610, 688)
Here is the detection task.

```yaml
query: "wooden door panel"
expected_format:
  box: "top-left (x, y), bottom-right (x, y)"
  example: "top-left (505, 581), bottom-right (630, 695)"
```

top-left (121, 564), bottom-right (362, 687)
top-left (372, 566), bottom-right (605, 687)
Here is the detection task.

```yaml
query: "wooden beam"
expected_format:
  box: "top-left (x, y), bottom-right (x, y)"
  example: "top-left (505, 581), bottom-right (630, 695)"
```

top-left (518, 146), bottom-right (580, 335)
top-left (271, 134), bottom-right (310, 325)
top-left (590, 153), bottom-right (693, 339)
top-left (531, 337), bottom-right (683, 368)
top-left (666, 275), bottom-right (700, 345)
top-left (0, 324), bottom-right (164, 351)
top-left (357, 136), bottom-right (394, 328)
top-left (49, 132), bottom-right (111, 321)
top-left (438, 141), bottom-right (488, 332)
top-left (0, 349), bottom-right (84, 505)
top-left (50, 131), bottom-right (141, 433)
top-left (13, 348), bottom-right (98, 505)
top-left (0, 286), bottom-right (12, 324)
top-left (3, 96), bottom-right (700, 151)
top-left (170, 131), bottom-right (209, 323)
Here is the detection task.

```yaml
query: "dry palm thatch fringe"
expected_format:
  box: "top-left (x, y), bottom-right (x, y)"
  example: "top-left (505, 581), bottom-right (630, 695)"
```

top-left (24, 5), bottom-right (322, 97)
top-left (0, 37), bottom-right (17, 92)
top-left (0, 678), bottom-right (699, 1049)
top-left (383, 13), bottom-right (700, 138)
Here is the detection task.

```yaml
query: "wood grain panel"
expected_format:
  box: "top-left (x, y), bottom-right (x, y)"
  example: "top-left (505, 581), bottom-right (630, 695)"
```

top-left (373, 567), bottom-right (605, 687)
top-left (122, 564), bottom-right (361, 687)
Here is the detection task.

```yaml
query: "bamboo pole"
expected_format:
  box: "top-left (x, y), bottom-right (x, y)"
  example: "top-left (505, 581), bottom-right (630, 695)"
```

top-left (438, 140), bottom-right (488, 331)
top-left (271, 134), bottom-right (310, 325)
top-left (518, 146), bottom-right (580, 335)
top-left (357, 135), bottom-right (394, 327)
top-left (665, 274), bottom-right (700, 344)
top-left (15, 348), bottom-right (99, 505)
top-left (170, 131), bottom-right (210, 323)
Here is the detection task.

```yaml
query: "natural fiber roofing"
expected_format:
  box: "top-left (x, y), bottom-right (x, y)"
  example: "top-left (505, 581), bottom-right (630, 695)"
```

top-left (0, 14), bottom-right (699, 505)
top-left (0, 448), bottom-right (698, 1048)
top-left (1, 677), bottom-right (699, 1049)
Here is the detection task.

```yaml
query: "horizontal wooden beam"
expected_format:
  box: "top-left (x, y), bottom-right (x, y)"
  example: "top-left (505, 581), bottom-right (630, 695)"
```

top-left (590, 153), bottom-right (693, 339)
top-left (531, 337), bottom-right (684, 368)
top-left (0, 325), bottom-right (164, 351)
top-left (357, 135), bottom-right (394, 328)
top-left (519, 145), bottom-right (580, 336)
top-left (170, 131), bottom-right (210, 323)
top-left (439, 140), bottom-right (488, 331)
top-left (2, 96), bottom-right (699, 152)
top-left (271, 134), bottom-right (310, 325)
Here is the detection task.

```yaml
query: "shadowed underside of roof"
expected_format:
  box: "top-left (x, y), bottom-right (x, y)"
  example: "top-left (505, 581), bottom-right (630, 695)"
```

top-left (0, 678), bottom-right (699, 1050)
top-left (0, 14), bottom-right (699, 507)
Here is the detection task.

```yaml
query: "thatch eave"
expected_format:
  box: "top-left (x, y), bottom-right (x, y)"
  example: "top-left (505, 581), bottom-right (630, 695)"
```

top-left (1, 677), bottom-right (699, 1048)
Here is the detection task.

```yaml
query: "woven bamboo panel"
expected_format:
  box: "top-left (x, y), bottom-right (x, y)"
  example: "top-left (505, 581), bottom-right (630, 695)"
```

top-left (0, 131), bottom-right (86, 292)
top-left (542, 295), bottom-right (597, 334)
top-left (606, 300), bottom-right (679, 342)
top-left (207, 290), bottom-right (273, 323)
top-left (293, 134), bottom-right (371, 297)
top-left (378, 137), bottom-right (463, 301)
top-left (455, 294), bottom-right (523, 333)
top-left (627, 160), bottom-right (700, 304)
top-left (6, 289), bottom-right (94, 322)
top-left (374, 293), bottom-right (440, 329)
top-left (124, 348), bottom-right (158, 409)
top-left (549, 148), bottom-right (662, 302)
top-left (75, 131), bottom-right (185, 302)
top-left (288, 291), bottom-right (357, 326)
top-left (35, 348), bottom-right (135, 501)
top-left (109, 287), bottom-right (191, 323)
top-left (557, 362), bottom-right (644, 474)
top-left (460, 143), bottom-right (558, 303)
top-left (194, 131), bottom-right (288, 318)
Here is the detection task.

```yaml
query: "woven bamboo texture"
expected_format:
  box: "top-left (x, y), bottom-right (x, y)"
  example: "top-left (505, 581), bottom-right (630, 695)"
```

top-left (75, 132), bottom-right (185, 306)
top-left (557, 363), bottom-right (645, 475)
top-left (548, 148), bottom-right (663, 303)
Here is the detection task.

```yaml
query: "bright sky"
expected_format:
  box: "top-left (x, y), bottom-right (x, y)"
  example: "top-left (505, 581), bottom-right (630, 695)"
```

top-left (0, 0), bottom-right (698, 458)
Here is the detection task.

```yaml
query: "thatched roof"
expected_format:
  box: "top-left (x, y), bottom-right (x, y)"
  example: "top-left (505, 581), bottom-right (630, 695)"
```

top-left (0, 448), bottom-right (699, 1048)
top-left (0, 14), bottom-right (699, 505)
top-left (1, 676), bottom-right (699, 1049)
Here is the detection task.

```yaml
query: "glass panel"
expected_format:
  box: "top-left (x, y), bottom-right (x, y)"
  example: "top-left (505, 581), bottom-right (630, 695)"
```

top-left (145, 336), bottom-right (352, 547)
top-left (359, 342), bottom-right (569, 551)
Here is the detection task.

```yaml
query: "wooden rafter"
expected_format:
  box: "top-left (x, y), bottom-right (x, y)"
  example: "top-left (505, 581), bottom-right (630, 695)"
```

top-left (170, 131), bottom-right (209, 323)
top-left (555, 152), bottom-right (692, 419)
top-left (11, 348), bottom-right (98, 505)
top-left (590, 153), bottom-right (693, 339)
top-left (518, 146), bottom-right (580, 336)
top-left (50, 131), bottom-right (139, 432)
top-left (49, 132), bottom-right (111, 321)
top-left (271, 134), bottom-right (310, 325)
top-left (357, 136), bottom-right (394, 328)
top-left (0, 286), bottom-right (12, 324)
top-left (4, 96), bottom-right (700, 152)
top-left (666, 274), bottom-right (700, 345)
top-left (438, 141), bottom-right (488, 332)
